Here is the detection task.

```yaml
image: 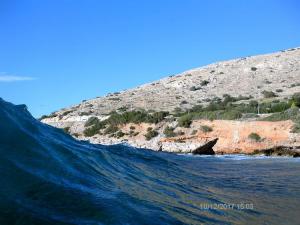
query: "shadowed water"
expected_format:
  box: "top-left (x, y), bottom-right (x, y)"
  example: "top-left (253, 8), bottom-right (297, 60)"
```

top-left (0, 98), bottom-right (300, 225)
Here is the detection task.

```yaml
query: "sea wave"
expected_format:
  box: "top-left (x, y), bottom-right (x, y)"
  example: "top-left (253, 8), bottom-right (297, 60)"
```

top-left (1, 98), bottom-right (300, 224)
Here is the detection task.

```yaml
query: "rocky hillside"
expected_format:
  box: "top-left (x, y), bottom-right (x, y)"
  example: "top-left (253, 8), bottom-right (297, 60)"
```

top-left (42, 47), bottom-right (300, 155)
top-left (43, 47), bottom-right (300, 118)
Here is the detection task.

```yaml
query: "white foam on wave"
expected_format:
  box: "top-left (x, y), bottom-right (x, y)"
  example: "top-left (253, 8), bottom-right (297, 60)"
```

top-left (178, 153), bottom-right (300, 161)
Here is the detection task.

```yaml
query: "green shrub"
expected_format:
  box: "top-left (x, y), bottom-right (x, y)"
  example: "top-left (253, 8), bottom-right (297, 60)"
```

top-left (84, 126), bottom-right (99, 137)
top-left (63, 127), bottom-right (70, 134)
top-left (173, 107), bottom-right (182, 113)
top-left (109, 97), bottom-right (121, 101)
top-left (251, 67), bottom-right (257, 71)
top-left (104, 125), bottom-right (119, 135)
top-left (178, 114), bottom-right (192, 128)
top-left (248, 133), bottom-right (261, 142)
top-left (236, 95), bottom-right (253, 101)
top-left (192, 110), bottom-right (242, 120)
top-left (117, 106), bottom-right (128, 112)
top-left (79, 111), bottom-right (92, 116)
top-left (39, 115), bottom-right (50, 120)
top-left (290, 83), bottom-right (300, 88)
top-left (262, 108), bottom-right (299, 122)
top-left (212, 96), bottom-right (222, 102)
top-left (85, 117), bottom-right (100, 127)
top-left (144, 129), bottom-right (159, 140)
top-left (242, 113), bottom-right (259, 119)
top-left (190, 105), bottom-right (203, 112)
top-left (200, 125), bottom-right (213, 133)
top-left (163, 126), bottom-right (176, 137)
top-left (147, 111), bottom-right (169, 123)
top-left (116, 131), bottom-right (125, 138)
top-left (249, 100), bottom-right (258, 107)
top-left (189, 86), bottom-right (201, 91)
top-left (199, 95), bottom-right (252, 113)
top-left (129, 131), bottom-right (139, 136)
top-left (62, 110), bottom-right (72, 116)
top-left (205, 102), bottom-right (222, 111)
top-left (39, 113), bottom-right (57, 120)
top-left (292, 122), bottom-right (300, 133)
top-left (200, 80), bottom-right (209, 86)
top-left (262, 90), bottom-right (277, 98)
top-left (177, 131), bottom-right (185, 136)
top-left (105, 110), bottom-right (168, 126)
top-left (291, 93), bottom-right (300, 107)
top-left (222, 94), bottom-right (252, 104)
top-left (106, 111), bottom-right (141, 125)
top-left (181, 100), bottom-right (188, 104)
top-left (269, 102), bottom-right (290, 113)
top-left (177, 109), bottom-right (243, 123)
top-left (83, 116), bottom-right (106, 137)
top-left (176, 95), bottom-right (295, 123)
top-left (191, 130), bottom-right (197, 135)
top-left (220, 110), bottom-right (243, 120)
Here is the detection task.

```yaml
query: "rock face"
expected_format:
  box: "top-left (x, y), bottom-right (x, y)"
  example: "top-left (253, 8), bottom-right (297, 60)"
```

top-left (192, 138), bottom-right (218, 155)
top-left (158, 120), bottom-right (300, 154)
top-left (41, 47), bottom-right (300, 155)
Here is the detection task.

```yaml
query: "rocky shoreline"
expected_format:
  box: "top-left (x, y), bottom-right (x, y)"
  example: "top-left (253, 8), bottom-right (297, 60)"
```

top-left (250, 146), bottom-right (300, 157)
top-left (43, 118), bottom-right (300, 157)
top-left (80, 138), bottom-right (300, 158)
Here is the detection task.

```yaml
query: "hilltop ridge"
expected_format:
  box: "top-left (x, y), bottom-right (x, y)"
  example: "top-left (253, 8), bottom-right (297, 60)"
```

top-left (44, 47), bottom-right (300, 118)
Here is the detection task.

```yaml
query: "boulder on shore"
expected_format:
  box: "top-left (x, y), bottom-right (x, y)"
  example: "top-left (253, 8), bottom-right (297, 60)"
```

top-left (251, 146), bottom-right (300, 157)
top-left (192, 138), bottom-right (218, 155)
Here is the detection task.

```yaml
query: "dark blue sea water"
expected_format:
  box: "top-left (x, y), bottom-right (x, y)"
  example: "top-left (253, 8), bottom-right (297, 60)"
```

top-left (1, 98), bottom-right (300, 225)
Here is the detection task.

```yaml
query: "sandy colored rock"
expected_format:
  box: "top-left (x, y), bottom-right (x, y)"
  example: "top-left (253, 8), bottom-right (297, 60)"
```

top-left (161, 120), bottom-right (299, 154)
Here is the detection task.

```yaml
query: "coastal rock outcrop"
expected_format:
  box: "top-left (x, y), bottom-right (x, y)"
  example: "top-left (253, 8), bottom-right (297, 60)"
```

top-left (192, 138), bottom-right (218, 155)
top-left (251, 146), bottom-right (300, 157)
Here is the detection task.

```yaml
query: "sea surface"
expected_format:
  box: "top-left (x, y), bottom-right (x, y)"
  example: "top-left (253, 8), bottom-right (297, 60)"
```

top-left (1, 98), bottom-right (300, 225)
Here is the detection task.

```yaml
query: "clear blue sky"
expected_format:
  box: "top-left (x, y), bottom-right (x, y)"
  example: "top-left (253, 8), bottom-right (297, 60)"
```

top-left (0, 0), bottom-right (299, 117)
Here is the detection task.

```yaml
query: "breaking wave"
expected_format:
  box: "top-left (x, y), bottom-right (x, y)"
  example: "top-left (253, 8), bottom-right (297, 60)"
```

top-left (1, 98), bottom-right (300, 224)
